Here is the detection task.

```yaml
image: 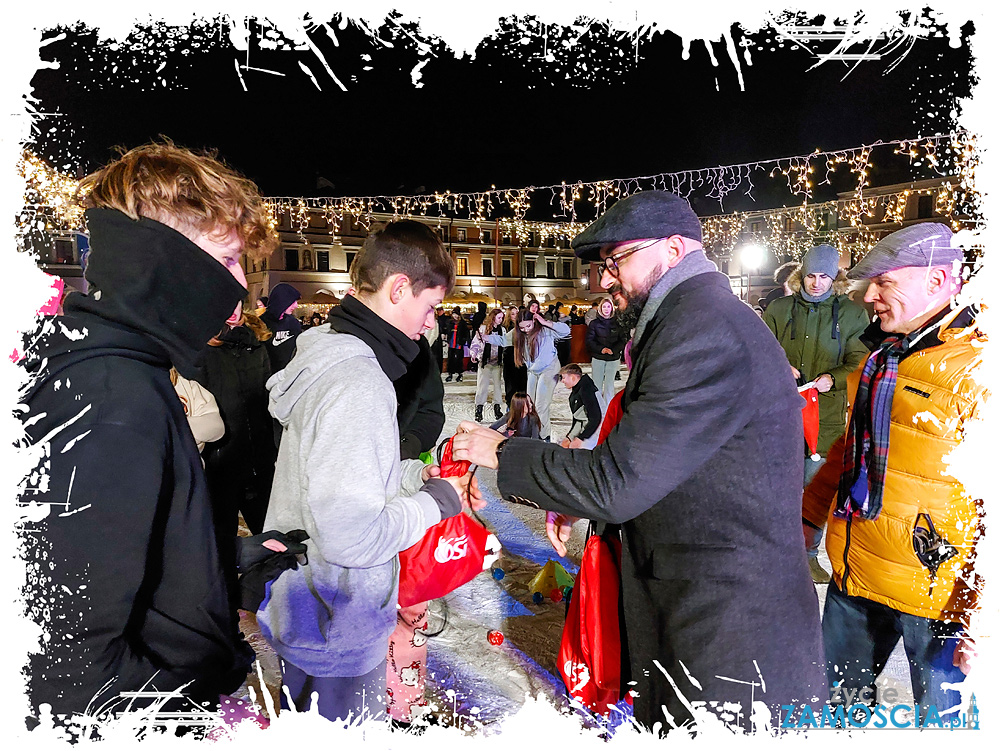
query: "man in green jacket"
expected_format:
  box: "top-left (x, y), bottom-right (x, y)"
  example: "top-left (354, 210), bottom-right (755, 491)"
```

top-left (763, 243), bottom-right (869, 583)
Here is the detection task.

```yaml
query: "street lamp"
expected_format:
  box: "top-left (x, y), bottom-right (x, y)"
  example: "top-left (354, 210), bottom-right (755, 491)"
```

top-left (738, 244), bottom-right (765, 303)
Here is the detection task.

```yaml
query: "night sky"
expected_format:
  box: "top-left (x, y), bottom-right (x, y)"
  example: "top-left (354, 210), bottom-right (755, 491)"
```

top-left (27, 12), bottom-right (976, 221)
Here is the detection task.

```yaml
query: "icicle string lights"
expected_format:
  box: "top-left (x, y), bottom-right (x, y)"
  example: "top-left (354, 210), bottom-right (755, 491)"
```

top-left (19, 132), bottom-right (979, 264)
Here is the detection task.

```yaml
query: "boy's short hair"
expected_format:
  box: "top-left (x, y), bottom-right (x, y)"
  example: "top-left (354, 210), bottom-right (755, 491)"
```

top-left (77, 139), bottom-right (278, 261)
top-left (351, 220), bottom-right (455, 295)
top-left (558, 363), bottom-right (583, 378)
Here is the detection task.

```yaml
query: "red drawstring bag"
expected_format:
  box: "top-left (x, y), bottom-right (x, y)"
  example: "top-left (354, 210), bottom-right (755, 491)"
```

top-left (799, 385), bottom-right (821, 461)
top-left (398, 436), bottom-right (500, 608)
top-left (558, 524), bottom-right (626, 713)
top-left (558, 398), bottom-right (629, 714)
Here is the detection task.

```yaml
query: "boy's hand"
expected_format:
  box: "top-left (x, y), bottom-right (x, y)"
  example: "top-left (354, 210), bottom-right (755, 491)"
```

top-left (422, 464), bottom-right (441, 482)
top-left (441, 471), bottom-right (486, 511)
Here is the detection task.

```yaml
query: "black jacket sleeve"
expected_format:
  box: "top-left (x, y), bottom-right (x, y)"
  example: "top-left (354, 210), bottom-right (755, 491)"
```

top-left (498, 317), bottom-right (756, 523)
top-left (399, 361), bottom-right (446, 459)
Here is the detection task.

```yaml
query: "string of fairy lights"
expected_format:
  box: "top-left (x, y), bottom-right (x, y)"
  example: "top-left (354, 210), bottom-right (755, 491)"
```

top-left (17, 130), bottom-right (980, 266)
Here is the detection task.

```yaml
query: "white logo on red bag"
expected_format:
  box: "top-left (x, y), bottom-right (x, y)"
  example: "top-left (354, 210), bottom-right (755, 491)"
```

top-left (563, 660), bottom-right (591, 693)
top-left (434, 534), bottom-right (469, 563)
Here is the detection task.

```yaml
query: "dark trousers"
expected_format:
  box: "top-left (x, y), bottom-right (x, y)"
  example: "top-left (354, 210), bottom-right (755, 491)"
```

top-left (280, 660), bottom-right (386, 722)
top-left (823, 581), bottom-right (965, 715)
top-left (447, 347), bottom-right (464, 375)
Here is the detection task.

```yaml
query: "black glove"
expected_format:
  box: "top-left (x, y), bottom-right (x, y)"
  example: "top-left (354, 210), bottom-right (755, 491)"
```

top-left (237, 529), bottom-right (309, 612)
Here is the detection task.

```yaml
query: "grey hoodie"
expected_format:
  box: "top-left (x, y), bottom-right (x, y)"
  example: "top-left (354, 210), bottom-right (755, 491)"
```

top-left (257, 325), bottom-right (443, 678)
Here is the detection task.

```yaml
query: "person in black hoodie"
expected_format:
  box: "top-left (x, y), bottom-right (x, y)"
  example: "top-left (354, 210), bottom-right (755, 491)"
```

top-left (260, 282), bottom-right (302, 372)
top-left (556, 363), bottom-right (606, 449)
top-left (15, 143), bottom-right (285, 734)
top-left (444, 306), bottom-right (469, 382)
top-left (197, 308), bottom-right (278, 535)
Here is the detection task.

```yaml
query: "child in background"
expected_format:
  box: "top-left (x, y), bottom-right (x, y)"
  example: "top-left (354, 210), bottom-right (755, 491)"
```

top-left (490, 392), bottom-right (542, 439)
top-left (483, 309), bottom-right (570, 441)
top-left (556, 363), bottom-right (606, 450)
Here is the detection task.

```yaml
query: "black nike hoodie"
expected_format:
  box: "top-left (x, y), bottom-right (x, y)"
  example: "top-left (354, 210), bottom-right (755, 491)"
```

top-left (17, 208), bottom-right (254, 729)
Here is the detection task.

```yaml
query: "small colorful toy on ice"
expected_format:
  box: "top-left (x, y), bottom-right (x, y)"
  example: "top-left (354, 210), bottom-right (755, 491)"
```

top-left (487, 630), bottom-right (505, 646)
top-left (491, 567), bottom-right (505, 580)
top-left (528, 559), bottom-right (575, 602)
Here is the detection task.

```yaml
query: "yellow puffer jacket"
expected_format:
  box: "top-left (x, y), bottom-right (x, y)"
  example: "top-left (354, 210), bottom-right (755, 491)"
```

top-left (802, 306), bottom-right (987, 621)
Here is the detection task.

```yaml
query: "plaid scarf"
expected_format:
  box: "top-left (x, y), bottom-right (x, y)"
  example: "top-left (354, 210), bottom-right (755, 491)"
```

top-left (835, 334), bottom-right (905, 520)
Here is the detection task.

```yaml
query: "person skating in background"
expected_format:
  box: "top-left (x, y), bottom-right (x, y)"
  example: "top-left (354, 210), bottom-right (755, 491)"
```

top-left (556, 363), bottom-right (606, 450)
top-left (16, 141), bottom-right (282, 730)
top-left (801, 222), bottom-right (982, 717)
top-left (501, 305), bottom-right (527, 405)
top-left (763, 243), bottom-right (869, 583)
top-left (258, 220), bottom-right (481, 723)
top-left (483, 308), bottom-right (571, 441)
top-left (472, 307), bottom-right (506, 422)
top-left (197, 305), bottom-right (278, 536)
top-left (490, 391), bottom-right (542, 439)
top-left (471, 300), bottom-right (488, 333)
top-left (586, 296), bottom-right (627, 405)
top-left (445, 306), bottom-right (469, 382)
top-left (260, 282), bottom-right (303, 373)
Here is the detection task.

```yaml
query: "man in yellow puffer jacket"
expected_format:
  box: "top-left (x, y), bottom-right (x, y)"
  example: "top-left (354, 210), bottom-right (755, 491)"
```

top-left (801, 222), bottom-right (984, 718)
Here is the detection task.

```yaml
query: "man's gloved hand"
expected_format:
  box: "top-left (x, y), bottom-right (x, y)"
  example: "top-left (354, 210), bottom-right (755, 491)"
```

top-left (237, 530), bottom-right (309, 612)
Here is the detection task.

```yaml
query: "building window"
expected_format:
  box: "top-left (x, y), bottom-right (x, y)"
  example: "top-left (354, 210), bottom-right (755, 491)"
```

top-left (501, 258), bottom-right (512, 277)
top-left (262, 257), bottom-right (268, 271)
top-left (284, 248), bottom-right (299, 271)
top-left (530, 232), bottom-right (539, 247)
top-left (526, 260), bottom-right (536, 277)
top-left (502, 234), bottom-right (512, 245)
top-left (750, 221), bottom-right (762, 234)
top-left (54, 238), bottom-right (75, 264)
top-left (436, 227), bottom-right (448, 243)
top-left (547, 236), bottom-right (556, 248)
top-left (918, 194), bottom-right (934, 219)
top-left (562, 260), bottom-right (572, 278)
top-left (482, 258), bottom-right (493, 277)
top-left (456, 257), bottom-right (468, 275)
top-left (547, 261), bottom-right (556, 278)
top-left (457, 228), bottom-right (467, 242)
top-left (317, 251), bottom-right (330, 272)
top-left (345, 251), bottom-right (356, 271)
top-left (482, 229), bottom-right (493, 244)
top-left (784, 217), bottom-right (794, 232)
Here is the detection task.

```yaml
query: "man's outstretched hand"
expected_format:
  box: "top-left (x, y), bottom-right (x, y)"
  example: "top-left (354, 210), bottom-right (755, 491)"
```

top-left (546, 511), bottom-right (580, 558)
top-left (452, 421), bottom-right (506, 470)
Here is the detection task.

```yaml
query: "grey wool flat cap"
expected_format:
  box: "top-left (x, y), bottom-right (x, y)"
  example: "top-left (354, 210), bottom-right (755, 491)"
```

top-left (848, 222), bottom-right (963, 280)
top-left (571, 191), bottom-right (703, 262)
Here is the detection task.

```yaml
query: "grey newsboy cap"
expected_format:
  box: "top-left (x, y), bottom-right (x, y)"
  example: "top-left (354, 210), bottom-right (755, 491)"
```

top-left (848, 222), bottom-right (963, 280)
top-left (571, 191), bottom-right (703, 261)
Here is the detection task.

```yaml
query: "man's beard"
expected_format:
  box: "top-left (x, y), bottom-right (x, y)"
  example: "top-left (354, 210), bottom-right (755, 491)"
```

top-left (609, 264), bottom-right (663, 333)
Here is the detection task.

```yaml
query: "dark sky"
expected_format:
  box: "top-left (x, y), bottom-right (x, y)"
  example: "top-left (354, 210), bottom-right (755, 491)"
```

top-left (28, 13), bottom-right (976, 220)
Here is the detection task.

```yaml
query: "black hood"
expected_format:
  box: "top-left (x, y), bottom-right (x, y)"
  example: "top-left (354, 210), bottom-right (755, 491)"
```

top-left (328, 295), bottom-right (419, 381)
top-left (20, 208), bottom-right (247, 391)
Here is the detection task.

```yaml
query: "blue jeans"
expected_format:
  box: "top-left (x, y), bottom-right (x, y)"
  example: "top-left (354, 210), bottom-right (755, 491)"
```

top-left (822, 581), bottom-right (965, 716)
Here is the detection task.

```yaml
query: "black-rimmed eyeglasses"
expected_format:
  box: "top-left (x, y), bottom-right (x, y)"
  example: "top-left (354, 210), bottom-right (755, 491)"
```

top-left (600, 238), bottom-right (660, 276)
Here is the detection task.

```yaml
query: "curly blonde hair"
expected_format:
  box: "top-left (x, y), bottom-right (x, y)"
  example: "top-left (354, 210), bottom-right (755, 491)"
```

top-left (77, 139), bottom-right (278, 262)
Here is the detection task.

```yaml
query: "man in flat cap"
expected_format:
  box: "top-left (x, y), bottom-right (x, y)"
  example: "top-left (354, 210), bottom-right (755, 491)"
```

top-left (801, 222), bottom-right (982, 717)
top-left (454, 191), bottom-right (825, 734)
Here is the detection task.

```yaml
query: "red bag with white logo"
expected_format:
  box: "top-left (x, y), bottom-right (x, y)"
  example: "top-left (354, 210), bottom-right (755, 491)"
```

top-left (397, 436), bottom-right (499, 608)
top-left (557, 524), bottom-right (625, 713)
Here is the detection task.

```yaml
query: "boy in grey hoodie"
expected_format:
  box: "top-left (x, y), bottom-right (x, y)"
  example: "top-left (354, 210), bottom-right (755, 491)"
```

top-left (258, 221), bottom-right (480, 721)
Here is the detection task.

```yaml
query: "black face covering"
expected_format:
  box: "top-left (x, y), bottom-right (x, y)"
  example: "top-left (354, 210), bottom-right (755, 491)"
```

top-left (327, 294), bottom-right (420, 381)
top-left (64, 208), bottom-right (249, 379)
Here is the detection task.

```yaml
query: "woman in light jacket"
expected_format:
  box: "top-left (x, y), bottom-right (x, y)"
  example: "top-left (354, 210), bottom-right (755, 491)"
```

top-left (484, 309), bottom-right (570, 440)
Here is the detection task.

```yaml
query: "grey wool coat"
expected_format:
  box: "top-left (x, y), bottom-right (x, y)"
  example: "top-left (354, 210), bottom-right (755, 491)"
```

top-left (498, 272), bottom-right (826, 733)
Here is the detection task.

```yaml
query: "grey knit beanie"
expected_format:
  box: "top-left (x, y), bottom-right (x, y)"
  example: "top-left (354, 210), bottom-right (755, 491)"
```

top-left (800, 244), bottom-right (840, 279)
